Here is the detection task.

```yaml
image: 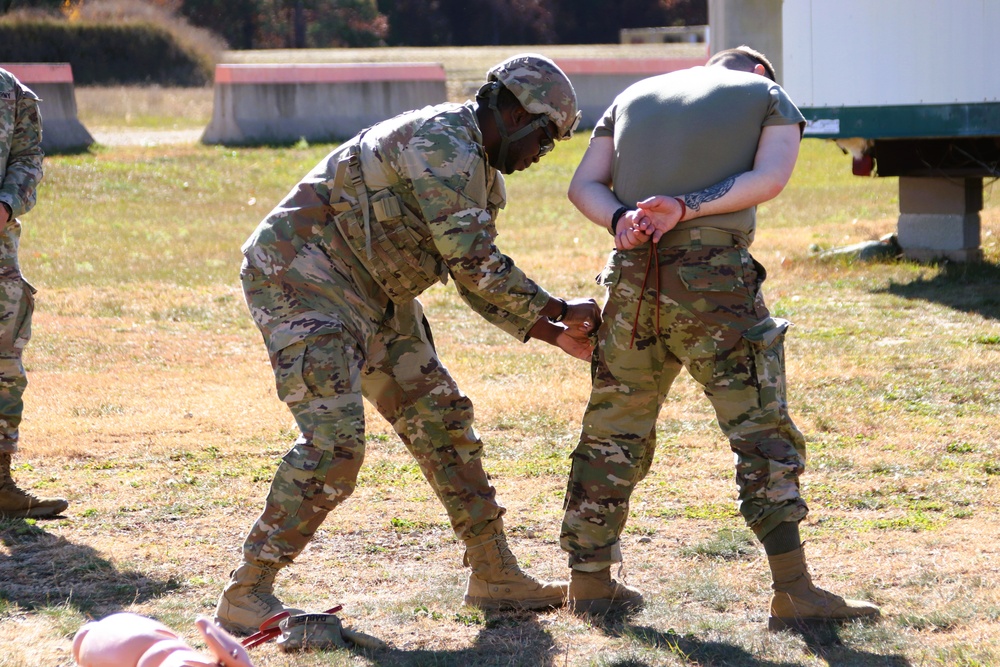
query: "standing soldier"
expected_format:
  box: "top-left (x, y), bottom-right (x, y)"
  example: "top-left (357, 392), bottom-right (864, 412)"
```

top-left (0, 67), bottom-right (69, 518)
top-left (560, 46), bottom-right (881, 631)
top-left (215, 54), bottom-right (599, 635)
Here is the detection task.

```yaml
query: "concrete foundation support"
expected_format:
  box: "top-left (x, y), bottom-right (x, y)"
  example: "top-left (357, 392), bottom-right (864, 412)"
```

top-left (897, 177), bottom-right (983, 262)
top-left (707, 0), bottom-right (784, 80)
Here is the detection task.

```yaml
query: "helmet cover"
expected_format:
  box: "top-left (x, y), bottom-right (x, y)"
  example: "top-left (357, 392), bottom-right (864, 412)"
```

top-left (487, 53), bottom-right (581, 139)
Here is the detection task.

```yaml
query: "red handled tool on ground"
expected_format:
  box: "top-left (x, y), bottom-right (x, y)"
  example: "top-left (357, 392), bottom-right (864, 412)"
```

top-left (241, 605), bottom-right (343, 650)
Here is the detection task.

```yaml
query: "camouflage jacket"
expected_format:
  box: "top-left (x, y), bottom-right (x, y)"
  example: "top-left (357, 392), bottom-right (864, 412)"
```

top-left (244, 102), bottom-right (550, 341)
top-left (0, 68), bottom-right (44, 270)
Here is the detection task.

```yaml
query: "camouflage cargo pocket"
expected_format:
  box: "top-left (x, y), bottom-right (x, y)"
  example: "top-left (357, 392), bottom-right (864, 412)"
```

top-left (596, 249), bottom-right (622, 289)
top-left (678, 263), bottom-right (743, 292)
top-left (266, 440), bottom-right (340, 519)
top-left (15, 279), bottom-right (34, 350)
top-left (0, 277), bottom-right (34, 351)
top-left (273, 332), bottom-right (351, 404)
top-left (742, 317), bottom-right (791, 414)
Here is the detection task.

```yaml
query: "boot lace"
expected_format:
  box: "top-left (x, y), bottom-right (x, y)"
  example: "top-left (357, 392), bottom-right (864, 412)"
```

top-left (233, 563), bottom-right (284, 612)
top-left (491, 532), bottom-right (522, 574)
top-left (614, 563), bottom-right (634, 591)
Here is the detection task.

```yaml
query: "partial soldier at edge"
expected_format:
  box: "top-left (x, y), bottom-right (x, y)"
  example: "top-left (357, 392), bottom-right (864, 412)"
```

top-left (0, 67), bottom-right (69, 519)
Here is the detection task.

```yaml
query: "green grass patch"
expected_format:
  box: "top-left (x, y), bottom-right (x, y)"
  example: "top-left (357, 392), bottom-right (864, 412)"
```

top-left (679, 528), bottom-right (758, 561)
top-left (683, 503), bottom-right (740, 521)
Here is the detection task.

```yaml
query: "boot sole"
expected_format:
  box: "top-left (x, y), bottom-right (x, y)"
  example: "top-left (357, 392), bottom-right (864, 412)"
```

top-left (464, 595), bottom-right (566, 611)
top-left (214, 606), bottom-right (305, 637)
top-left (768, 611), bottom-right (881, 633)
top-left (569, 596), bottom-right (644, 616)
top-left (213, 616), bottom-right (259, 637)
top-left (0, 502), bottom-right (68, 519)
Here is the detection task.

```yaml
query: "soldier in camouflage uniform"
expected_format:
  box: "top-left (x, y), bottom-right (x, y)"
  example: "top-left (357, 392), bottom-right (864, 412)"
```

top-left (560, 47), bottom-right (880, 630)
top-left (0, 68), bottom-right (69, 519)
top-left (216, 54), bottom-right (599, 635)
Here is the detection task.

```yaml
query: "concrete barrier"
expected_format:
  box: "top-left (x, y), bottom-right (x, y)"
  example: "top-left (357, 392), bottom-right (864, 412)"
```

top-left (1, 63), bottom-right (94, 153)
top-left (557, 57), bottom-right (707, 128)
top-left (620, 26), bottom-right (708, 44)
top-left (202, 63), bottom-right (448, 145)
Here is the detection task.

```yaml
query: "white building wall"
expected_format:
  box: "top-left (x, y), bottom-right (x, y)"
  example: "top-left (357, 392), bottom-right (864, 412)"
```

top-left (783, 0), bottom-right (999, 107)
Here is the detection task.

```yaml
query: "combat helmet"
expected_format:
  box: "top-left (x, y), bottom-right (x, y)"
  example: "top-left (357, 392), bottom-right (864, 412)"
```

top-left (479, 53), bottom-right (581, 173)
top-left (486, 53), bottom-right (581, 140)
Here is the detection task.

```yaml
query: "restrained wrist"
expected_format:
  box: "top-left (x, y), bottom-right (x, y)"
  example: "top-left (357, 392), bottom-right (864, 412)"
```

top-left (674, 196), bottom-right (686, 221)
top-left (609, 205), bottom-right (630, 235)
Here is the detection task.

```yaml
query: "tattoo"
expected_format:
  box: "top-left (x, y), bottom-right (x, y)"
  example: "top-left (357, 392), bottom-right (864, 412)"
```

top-left (684, 176), bottom-right (736, 212)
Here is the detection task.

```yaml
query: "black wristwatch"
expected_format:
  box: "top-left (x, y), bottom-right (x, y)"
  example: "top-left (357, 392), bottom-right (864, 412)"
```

top-left (610, 205), bottom-right (630, 235)
top-left (548, 298), bottom-right (569, 323)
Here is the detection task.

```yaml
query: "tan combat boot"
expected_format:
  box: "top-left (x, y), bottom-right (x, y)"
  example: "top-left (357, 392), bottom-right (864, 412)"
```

top-left (0, 453), bottom-right (68, 519)
top-left (568, 566), bottom-right (644, 615)
top-left (463, 518), bottom-right (567, 610)
top-left (214, 561), bottom-right (303, 635)
top-left (768, 545), bottom-right (881, 632)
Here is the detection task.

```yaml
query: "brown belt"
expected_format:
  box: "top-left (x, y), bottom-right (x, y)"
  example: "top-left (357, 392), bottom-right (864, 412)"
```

top-left (658, 227), bottom-right (746, 248)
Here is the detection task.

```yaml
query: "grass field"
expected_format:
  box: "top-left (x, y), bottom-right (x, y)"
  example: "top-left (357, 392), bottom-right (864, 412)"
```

top-left (3, 68), bottom-right (1000, 665)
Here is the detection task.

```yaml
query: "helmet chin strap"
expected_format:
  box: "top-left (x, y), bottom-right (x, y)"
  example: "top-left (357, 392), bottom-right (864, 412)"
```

top-left (485, 83), bottom-right (548, 170)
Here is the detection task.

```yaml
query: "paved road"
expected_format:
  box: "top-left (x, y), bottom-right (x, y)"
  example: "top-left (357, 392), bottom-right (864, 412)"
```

top-left (90, 128), bottom-right (203, 146)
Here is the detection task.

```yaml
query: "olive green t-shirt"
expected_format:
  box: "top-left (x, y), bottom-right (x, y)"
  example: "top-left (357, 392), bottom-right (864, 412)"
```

top-left (594, 65), bottom-right (804, 242)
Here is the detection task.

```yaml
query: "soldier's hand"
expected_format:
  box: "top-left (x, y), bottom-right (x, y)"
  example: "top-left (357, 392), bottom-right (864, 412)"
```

top-left (615, 223), bottom-right (651, 250)
top-left (555, 328), bottom-right (595, 362)
top-left (614, 209), bottom-right (655, 250)
top-left (526, 317), bottom-right (594, 361)
top-left (635, 195), bottom-right (684, 242)
top-left (562, 298), bottom-right (601, 337)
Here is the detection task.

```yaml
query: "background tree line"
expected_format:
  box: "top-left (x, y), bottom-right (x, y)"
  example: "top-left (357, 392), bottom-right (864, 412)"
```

top-left (1, 0), bottom-right (706, 50)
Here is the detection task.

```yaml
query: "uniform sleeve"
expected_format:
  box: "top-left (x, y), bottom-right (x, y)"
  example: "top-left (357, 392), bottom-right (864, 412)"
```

top-left (394, 121), bottom-right (550, 333)
top-left (455, 281), bottom-right (538, 342)
top-left (0, 78), bottom-right (44, 218)
top-left (763, 84), bottom-right (806, 132)
top-left (591, 100), bottom-right (618, 140)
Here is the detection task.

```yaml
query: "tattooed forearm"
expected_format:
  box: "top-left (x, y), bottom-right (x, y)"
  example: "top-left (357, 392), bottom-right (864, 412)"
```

top-left (683, 176), bottom-right (736, 212)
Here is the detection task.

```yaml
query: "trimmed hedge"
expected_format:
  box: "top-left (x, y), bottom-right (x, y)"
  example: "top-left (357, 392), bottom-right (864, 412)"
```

top-left (0, 20), bottom-right (214, 86)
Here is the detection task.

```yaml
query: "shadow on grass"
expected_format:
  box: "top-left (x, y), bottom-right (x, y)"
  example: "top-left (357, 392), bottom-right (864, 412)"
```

top-left (591, 609), bottom-right (911, 667)
top-left (359, 609), bottom-right (558, 667)
top-left (877, 260), bottom-right (1000, 320)
top-left (320, 609), bottom-right (915, 667)
top-left (0, 518), bottom-right (180, 616)
top-left (794, 624), bottom-right (912, 667)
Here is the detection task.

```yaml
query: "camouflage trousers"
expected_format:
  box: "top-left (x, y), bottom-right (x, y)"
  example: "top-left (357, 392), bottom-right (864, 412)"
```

top-left (240, 235), bottom-right (503, 566)
top-left (560, 243), bottom-right (808, 570)
top-left (0, 269), bottom-right (34, 455)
